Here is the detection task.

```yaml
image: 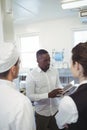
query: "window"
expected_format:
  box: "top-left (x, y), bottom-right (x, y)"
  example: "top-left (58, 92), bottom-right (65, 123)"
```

top-left (73, 30), bottom-right (87, 46)
top-left (19, 34), bottom-right (40, 69)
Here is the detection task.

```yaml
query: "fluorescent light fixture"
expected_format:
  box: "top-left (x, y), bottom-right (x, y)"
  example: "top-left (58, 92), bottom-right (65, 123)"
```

top-left (80, 10), bottom-right (87, 17)
top-left (61, 0), bottom-right (87, 9)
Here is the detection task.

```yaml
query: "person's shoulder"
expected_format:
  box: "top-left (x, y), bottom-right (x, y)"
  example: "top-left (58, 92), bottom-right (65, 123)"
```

top-left (60, 95), bottom-right (75, 108)
top-left (30, 67), bottom-right (39, 73)
top-left (26, 68), bottom-right (37, 76)
top-left (30, 67), bottom-right (41, 76)
top-left (50, 66), bottom-right (57, 70)
top-left (14, 89), bottom-right (32, 106)
top-left (50, 67), bottom-right (58, 72)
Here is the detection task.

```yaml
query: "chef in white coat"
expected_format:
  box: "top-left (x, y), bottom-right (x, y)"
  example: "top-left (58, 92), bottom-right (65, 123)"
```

top-left (0, 42), bottom-right (35, 130)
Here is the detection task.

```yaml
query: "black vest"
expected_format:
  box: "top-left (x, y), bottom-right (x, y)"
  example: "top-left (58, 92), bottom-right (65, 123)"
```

top-left (68, 83), bottom-right (87, 130)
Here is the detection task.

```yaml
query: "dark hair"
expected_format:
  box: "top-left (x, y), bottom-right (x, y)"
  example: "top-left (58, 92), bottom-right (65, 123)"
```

top-left (36, 49), bottom-right (48, 58)
top-left (72, 41), bottom-right (87, 76)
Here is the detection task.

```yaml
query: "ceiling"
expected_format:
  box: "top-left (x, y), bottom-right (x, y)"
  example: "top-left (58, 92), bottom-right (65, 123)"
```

top-left (12, 0), bottom-right (84, 25)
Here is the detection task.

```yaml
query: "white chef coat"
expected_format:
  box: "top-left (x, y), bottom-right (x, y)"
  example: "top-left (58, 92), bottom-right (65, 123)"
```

top-left (0, 79), bottom-right (35, 130)
top-left (55, 80), bottom-right (87, 129)
top-left (55, 96), bottom-right (78, 129)
top-left (26, 66), bottom-right (62, 116)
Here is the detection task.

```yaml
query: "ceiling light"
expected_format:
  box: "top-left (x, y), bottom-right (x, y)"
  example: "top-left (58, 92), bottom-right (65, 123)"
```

top-left (61, 0), bottom-right (87, 9)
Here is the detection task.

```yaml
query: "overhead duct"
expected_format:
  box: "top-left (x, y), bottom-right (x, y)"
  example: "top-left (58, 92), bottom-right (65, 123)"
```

top-left (79, 10), bottom-right (87, 23)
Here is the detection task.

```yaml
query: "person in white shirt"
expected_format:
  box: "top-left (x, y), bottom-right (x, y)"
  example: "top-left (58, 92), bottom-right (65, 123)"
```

top-left (26, 49), bottom-right (63, 130)
top-left (55, 42), bottom-right (87, 130)
top-left (0, 43), bottom-right (35, 130)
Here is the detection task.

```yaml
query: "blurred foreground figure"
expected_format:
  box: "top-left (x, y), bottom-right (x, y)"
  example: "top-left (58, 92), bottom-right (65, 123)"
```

top-left (55, 42), bottom-right (87, 130)
top-left (0, 43), bottom-right (35, 130)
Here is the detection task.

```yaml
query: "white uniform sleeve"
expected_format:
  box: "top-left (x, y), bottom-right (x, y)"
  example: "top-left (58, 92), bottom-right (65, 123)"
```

top-left (55, 96), bottom-right (78, 129)
top-left (26, 72), bottom-right (48, 101)
top-left (15, 97), bottom-right (36, 130)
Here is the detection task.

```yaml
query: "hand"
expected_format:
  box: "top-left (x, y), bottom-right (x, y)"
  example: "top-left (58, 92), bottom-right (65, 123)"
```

top-left (48, 88), bottom-right (63, 98)
top-left (63, 124), bottom-right (69, 129)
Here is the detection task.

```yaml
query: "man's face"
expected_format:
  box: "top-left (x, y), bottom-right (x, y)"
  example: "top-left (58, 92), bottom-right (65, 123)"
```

top-left (37, 53), bottom-right (50, 72)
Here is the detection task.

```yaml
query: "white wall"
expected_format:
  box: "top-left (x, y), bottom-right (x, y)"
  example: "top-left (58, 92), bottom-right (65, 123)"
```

top-left (14, 15), bottom-right (87, 66)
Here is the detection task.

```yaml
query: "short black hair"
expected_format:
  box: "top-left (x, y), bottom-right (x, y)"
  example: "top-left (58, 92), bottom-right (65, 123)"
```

top-left (36, 49), bottom-right (48, 58)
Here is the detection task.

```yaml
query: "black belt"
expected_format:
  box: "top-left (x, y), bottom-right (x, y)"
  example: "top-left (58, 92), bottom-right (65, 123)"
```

top-left (53, 110), bottom-right (58, 117)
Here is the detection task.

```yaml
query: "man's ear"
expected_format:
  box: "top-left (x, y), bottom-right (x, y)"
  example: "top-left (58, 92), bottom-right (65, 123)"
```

top-left (11, 66), bottom-right (16, 75)
top-left (75, 62), bottom-right (79, 70)
top-left (75, 62), bottom-right (82, 74)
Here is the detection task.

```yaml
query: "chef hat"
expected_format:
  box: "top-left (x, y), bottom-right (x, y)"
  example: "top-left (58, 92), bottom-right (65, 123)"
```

top-left (0, 42), bottom-right (19, 73)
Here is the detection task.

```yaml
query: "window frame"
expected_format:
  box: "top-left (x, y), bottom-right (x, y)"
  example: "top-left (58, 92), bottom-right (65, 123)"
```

top-left (72, 28), bottom-right (87, 46)
top-left (16, 33), bottom-right (40, 70)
